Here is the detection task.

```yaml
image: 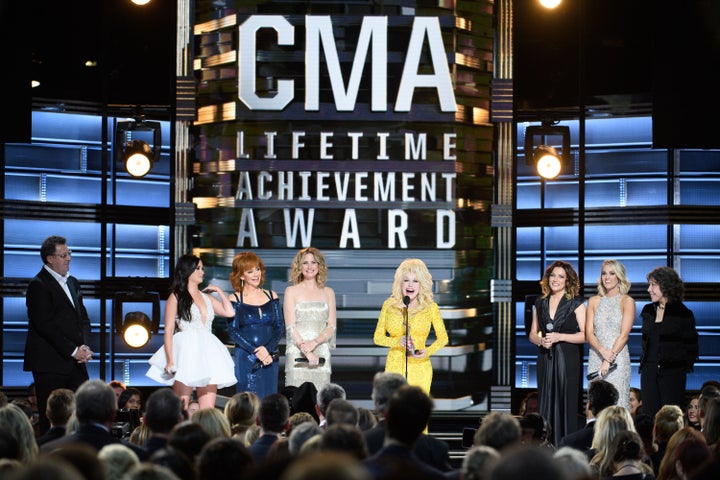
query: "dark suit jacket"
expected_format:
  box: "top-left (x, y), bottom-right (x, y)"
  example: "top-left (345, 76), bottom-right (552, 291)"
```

top-left (36, 426), bottom-right (66, 447)
top-left (558, 419), bottom-right (595, 452)
top-left (40, 424), bottom-right (148, 459)
top-left (248, 434), bottom-right (279, 461)
top-left (24, 268), bottom-right (91, 374)
top-left (363, 444), bottom-right (446, 480)
top-left (363, 421), bottom-right (452, 471)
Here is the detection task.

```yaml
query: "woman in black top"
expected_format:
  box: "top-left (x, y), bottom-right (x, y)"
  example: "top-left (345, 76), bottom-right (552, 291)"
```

top-left (639, 266), bottom-right (698, 419)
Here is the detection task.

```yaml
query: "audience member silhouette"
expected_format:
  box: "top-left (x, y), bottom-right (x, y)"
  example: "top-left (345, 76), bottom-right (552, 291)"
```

top-left (249, 393), bottom-right (290, 461)
top-left (559, 379), bottom-right (619, 452)
top-left (473, 412), bottom-right (522, 452)
top-left (36, 388), bottom-right (75, 446)
top-left (142, 387), bottom-right (184, 456)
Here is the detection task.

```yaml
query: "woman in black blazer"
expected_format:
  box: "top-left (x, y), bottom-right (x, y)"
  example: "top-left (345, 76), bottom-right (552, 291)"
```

top-left (639, 266), bottom-right (698, 419)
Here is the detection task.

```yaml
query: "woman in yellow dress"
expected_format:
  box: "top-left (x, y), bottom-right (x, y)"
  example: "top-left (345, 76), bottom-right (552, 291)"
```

top-left (373, 258), bottom-right (448, 393)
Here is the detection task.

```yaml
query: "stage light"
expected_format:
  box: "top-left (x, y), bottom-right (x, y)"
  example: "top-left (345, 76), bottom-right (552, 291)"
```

top-left (524, 121), bottom-right (571, 180)
top-left (121, 311), bottom-right (153, 348)
top-left (122, 140), bottom-right (154, 177)
top-left (534, 145), bottom-right (562, 179)
top-left (115, 118), bottom-right (161, 177)
top-left (113, 288), bottom-right (160, 349)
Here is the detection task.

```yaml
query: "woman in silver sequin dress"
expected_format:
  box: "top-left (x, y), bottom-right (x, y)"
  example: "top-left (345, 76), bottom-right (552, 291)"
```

top-left (586, 259), bottom-right (636, 409)
top-left (283, 247), bottom-right (337, 391)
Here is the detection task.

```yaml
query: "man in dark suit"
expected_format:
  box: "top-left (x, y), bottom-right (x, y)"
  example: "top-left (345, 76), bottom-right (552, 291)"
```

top-left (363, 372), bottom-right (451, 472)
top-left (558, 379), bottom-right (619, 453)
top-left (363, 385), bottom-right (446, 480)
top-left (141, 387), bottom-right (184, 456)
top-left (24, 235), bottom-right (93, 435)
top-left (40, 379), bottom-right (147, 459)
top-left (248, 392), bottom-right (290, 461)
top-left (35, 388), bottom-right (75, 447)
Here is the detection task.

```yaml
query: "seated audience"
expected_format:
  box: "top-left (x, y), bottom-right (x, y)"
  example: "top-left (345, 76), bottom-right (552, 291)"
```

top-left (35, 388), bottom-right (75, 447)
top-left (605, 429), bottom-right (655, 479)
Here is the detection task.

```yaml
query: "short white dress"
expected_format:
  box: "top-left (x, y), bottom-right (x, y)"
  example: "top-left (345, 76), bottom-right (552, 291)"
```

top-left (146, 293), bottom-right (237, 389)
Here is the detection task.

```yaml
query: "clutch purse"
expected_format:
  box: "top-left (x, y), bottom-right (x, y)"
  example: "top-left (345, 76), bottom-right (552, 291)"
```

top-left (587, 362), bottom-right (617, 380)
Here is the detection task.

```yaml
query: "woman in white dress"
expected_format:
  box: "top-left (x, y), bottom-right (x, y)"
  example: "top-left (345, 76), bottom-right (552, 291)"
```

top-left (283, 247), bottom-right (337, 390)
top-left (147, 254), bottom-right (237, 410)
top-left (586, 259), bottom-right (635, 409)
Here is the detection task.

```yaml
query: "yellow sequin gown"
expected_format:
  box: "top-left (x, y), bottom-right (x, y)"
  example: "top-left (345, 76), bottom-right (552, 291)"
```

top-left (373, 298), bottom-right (448, 394)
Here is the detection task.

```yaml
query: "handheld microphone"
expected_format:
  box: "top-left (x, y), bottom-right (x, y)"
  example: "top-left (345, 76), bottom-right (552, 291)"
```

top-left (403, 296), bottom-right (410, 307)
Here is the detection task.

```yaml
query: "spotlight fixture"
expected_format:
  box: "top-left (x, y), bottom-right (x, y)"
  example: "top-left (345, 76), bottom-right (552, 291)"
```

top-left (121, 311), bottom-right (153, 348)
top-left (123, 139), bottom-right (154, 177)
top-left (524, 121), bottom-right (571, 180)
top-left (113, 287), bottom-right (160, 349)
top-left (534, 145), bottom-right (562, 180)
top-left (115, 118), bottom-right (161, 177)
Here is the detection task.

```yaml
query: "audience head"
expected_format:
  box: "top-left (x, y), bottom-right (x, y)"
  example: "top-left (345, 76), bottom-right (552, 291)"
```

top-left (279, 451), bottom-right (370, 480)
top-left (489, 445), bottom-right (571, 480)
top-left (190, 407), bottom-right (231, 439)
top-left (45, 443), bottom-right (107, 480)
top-left (474, 412), bottom-right (522, 452)
top-left (117, 387), bottom-right (143, 411)
top-left (553, 446), bottom-right (593, 480)
top-left (288, 421), bottom-right (322, 455)
top-left (124, 463), bottom-right (181, 480)
top-left (144, 388), bottom-right (183, 435)
top-left (325, 398), bottom-right (359, 427)
top-left (224, 391), bottom-right (259, 436)
top-left (462, 445), bottom-right (501, 480)
top-left (197, 437), bottom-right (254, 480)
top-left (519, 412), bottom-right (550, 446)
top-left (108, 380), bottom-right (126, 401)
top-left (518, 391), bottom-right (538, 416)
top-left (128, 423), bottom-right (150, 446)
top-left (98, 443), bottom-right (141, 480)
top-left (699, 383), bottom-right (720, 428)
top-left (685, 394), bottom-right (701, 428)
top-left (629, 387), bottom-right (642, 416)
top-left (46, 388), bottom-right (75, 427)
top-left (370, 371), bottom-right (407, 417)
top-left (167, 420), bottom-right (211, 464)
top-left (187, 401), bottom-right (200, 418)
top-left (320, 423), bottom-right (369, 460)
top-left (75, 379), bottom-right (116, 425)
top-left (0, 403), bottom-right (39, 464)
top-left (701, 396), bottom-right (720, 446)
top-left (609, 429), bottom-right (645, 464)
top-left (11, 457), bottom-right (85, 480)
top-left (316, 383), bottom-right (346, 421)
top-left (258, 393), bottom-right (290, 435)
top-left (149, 446), bottom-right (195, 480)
top-left (632, 413), bottom-right (655, 457)
top-left (590, 405), bottom-right (636, 478)
top-left (588, 379), bottom-right (619, 416)
top-left (357, 407), bottom-right (378, 431)
top-left (653, 404), bottom-right (684, 447)
top-left (656, 426), bottom-right (706, 480)
top-left (385, 385), bottom-right (433, 446)
top-left (674, 435), bottom-right (712, 479)
top-left (288, 411), bottom-right (318, 436)
top-left (0, 428), bottom-right (19, 462)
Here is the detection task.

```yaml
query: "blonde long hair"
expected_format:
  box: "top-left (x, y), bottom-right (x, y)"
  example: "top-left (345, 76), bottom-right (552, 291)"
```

top-left (289, 247), bottom-right (328, 286)
top-left (391, 259), bottom-right (434, 309)
top-left (590, 406), bottom-right (637, 478)
top-left (597, 259), bottom-right (631, 296)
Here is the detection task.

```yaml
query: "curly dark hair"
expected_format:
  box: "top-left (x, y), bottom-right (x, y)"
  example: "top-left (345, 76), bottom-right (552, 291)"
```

top-left (646, 266), bottom-right (684, 304)
top-left (539, 260), bottom-right (581, 299)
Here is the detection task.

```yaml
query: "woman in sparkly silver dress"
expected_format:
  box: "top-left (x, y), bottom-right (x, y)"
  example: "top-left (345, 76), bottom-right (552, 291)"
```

top-left (586, 259), bottom-right (636, 409)
top-left (283, 247), bottom-right (337, 391)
